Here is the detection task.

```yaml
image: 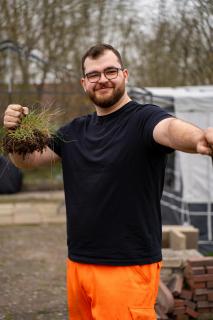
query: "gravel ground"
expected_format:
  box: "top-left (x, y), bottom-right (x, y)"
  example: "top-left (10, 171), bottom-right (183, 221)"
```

top-left (0, 224), bottom-right (68, 320)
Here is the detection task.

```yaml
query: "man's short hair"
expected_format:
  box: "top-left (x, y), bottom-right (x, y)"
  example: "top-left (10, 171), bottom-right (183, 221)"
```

top-left (82, 44), bottom-right (124, 75)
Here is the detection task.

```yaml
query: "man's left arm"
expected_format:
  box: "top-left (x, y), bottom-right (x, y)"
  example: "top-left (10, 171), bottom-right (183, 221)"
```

top-left (153, 117), bottom-right (213, 155)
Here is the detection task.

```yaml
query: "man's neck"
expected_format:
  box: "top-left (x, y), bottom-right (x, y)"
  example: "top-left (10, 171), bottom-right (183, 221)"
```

top-left (95, 93), bottom-right (131, 116)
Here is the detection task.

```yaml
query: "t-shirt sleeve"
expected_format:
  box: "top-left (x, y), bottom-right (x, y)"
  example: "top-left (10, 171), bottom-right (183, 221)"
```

top-left (139, 104), bottom-right (174, 153)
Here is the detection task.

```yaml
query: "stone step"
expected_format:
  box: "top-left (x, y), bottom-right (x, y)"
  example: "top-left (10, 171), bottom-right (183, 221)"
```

top-left (0, 191), bottom-right (65, 225)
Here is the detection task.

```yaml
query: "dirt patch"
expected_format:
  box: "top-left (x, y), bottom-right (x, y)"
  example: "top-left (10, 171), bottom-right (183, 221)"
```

top-left (0, 224), bottom-right (68, 320)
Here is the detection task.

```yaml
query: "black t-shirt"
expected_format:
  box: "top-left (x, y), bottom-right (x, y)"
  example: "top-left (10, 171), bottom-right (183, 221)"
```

top-left (50, 101), bottom-right (173, 265)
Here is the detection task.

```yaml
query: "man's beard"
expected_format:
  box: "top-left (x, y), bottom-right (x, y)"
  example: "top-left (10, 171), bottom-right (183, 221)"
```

top-left (87, 81), bottom-right (125, 109)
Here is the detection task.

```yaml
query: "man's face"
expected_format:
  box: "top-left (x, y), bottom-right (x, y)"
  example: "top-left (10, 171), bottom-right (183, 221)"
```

top-left (81, 50), bottom-right (128, 109)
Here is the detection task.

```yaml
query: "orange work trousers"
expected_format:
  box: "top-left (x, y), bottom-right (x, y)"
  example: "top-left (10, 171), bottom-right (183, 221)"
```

top-left (67, 259), bottom-right (162, 320)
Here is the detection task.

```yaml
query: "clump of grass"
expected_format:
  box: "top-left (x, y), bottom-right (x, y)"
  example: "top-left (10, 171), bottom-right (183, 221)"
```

top-left (1, 105), bottom-right (60, 158)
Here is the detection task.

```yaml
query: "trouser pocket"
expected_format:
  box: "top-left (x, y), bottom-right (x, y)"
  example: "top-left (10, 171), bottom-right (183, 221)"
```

top-left (129, 307), bottom-right (156, 320)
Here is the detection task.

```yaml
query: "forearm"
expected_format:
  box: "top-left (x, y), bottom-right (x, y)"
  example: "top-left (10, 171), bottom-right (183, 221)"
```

top-left (9, 147), bottom-right (60, 169)
top-left (154, 118), bottom-right (209, 154)
top-left (9, 152), bottom-right (43, 169)
top-left (168, 118), bottom-right (204, 153)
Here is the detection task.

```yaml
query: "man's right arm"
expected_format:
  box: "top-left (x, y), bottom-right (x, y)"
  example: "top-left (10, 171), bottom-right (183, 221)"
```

top-left (3, 104), bottom-right (60, 169)
top-left (9, 148), bottom-right (60, 169)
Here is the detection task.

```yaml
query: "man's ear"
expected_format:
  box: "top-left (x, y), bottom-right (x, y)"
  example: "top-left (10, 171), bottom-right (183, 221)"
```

top-left (123, 68), bottom-right (129, 82)
top-left (81, 78), bottom-right (87, 92)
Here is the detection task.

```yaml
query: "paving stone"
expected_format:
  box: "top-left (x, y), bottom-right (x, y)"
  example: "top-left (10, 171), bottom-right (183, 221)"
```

top-left (157, 280), bottom-right (174, 314)
top-left (170, 229), bottom-right (186, 250)
top-left (168, 272), bottom-right (184, 297)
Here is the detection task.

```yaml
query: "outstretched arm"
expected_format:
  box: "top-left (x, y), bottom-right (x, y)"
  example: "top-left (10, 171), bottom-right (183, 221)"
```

top-left (153, 117), bottom-right (213, 155)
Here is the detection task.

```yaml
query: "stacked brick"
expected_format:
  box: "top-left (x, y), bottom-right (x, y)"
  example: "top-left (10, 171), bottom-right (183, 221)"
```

top-left (184, 257), bottom-right (213, 315)
top-left (156, 257), bottom-right (213, 319)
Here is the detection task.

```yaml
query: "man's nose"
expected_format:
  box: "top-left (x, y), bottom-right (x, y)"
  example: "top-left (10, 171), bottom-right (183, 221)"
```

top-left (98, 72), bottom-right (108, 82)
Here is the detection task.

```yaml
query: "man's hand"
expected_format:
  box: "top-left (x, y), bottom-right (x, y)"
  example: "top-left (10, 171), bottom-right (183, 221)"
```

top-left (3, 104), bottom-right (60, 169)
top-left (3, 104), bottom-right (29, 129)
top-left (202, 127), bottom-right (213, 156)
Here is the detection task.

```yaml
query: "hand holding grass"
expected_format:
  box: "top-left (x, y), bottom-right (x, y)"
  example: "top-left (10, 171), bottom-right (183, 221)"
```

top-left (2, 104), bottom-right (56, 158)
top-left (4, 104), bottom-right (29, 129)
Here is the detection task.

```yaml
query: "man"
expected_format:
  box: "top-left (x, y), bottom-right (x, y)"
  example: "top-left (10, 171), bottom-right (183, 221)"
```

top-left (3, 44), bottom-right (213, 320)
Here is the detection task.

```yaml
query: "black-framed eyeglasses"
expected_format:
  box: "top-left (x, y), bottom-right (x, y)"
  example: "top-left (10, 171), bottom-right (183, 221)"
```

top-left (85, 67), bottom-right (123, 83)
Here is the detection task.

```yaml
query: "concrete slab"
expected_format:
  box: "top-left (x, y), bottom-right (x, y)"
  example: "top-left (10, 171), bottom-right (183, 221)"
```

top-left (162, 225), bottom-right (199, 250)
top-left (0, 204), bottom-right (14, 215)
top-left (162, 249), bottom-right (203, 269)
top-left (0, 191), bottom-right (64, 203)
top-left (170, 229), bottom-right (186, 250)
top-left (0, 191), bottom-right (66, 225)
top-left (14, 212), bottom-right (41, 225)
top-left (0, 214), bottom-right (14, 225)
top-left (41, 215), bottom-right (66, 224)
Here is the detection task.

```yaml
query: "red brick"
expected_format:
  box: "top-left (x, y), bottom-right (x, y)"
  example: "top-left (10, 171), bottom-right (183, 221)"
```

top-left (198, 301), bottom-right (213, 308)
top-left (187, 257), bottom-right (213, 267)
top-left (173, 306), bottom-right (186, 315)
top-left (193, 294), bottom-right (207, 301)
top-left (174, 299), bottom-right (185, 307)
top-left (191, 274), bottom-right (213, 282)
top-left (194, 282), bottom-right (206, 289)
top-left (194, 288), bottom-right (213, 295)
top-left (180, 289), bottom-right (193, 300)
top-left (206, 266), bottom-right (213, 274)
top-left (184, 300), bottom-right (196, 309)
top-left (208, 292), bottom-right (213, 301)
top-left (207, 281), bottom-right (213, 288)
top-left (192, 266), bottom-right (205, 274)
top-left (197, 307), bottom-right (210, 313)
top-left (185, 265), bottom-right (205, 275)
top-left (185, 306), bottom-right (199, 318)
top-left (188, 279), bottom-right (206, 289)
